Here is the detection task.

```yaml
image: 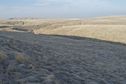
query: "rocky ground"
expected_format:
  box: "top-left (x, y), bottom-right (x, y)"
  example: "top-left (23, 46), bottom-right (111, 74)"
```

top-left (0, 31), bottom-right (126, 84)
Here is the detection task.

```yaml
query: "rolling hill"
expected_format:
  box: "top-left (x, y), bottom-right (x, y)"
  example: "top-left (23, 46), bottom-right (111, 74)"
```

top-left (0, 16), bottom-right (126, 84)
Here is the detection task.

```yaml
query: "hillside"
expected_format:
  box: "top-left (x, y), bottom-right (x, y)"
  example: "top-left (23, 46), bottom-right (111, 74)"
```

top-left (0, 32), bottom-right (126, 84)
top-left (1, 16), bottom-right (126, 43)
top-left (0, 16), bottom-right (126, 84)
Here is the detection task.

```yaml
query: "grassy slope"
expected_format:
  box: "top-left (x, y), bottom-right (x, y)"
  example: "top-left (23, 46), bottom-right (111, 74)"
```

top-left (32, 16), bottom-right (126, 44)
top-left (1, 16), bottom-right (126, 43)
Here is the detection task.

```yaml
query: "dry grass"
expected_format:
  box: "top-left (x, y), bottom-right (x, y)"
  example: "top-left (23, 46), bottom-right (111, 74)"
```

top-left (1, 16), bottom-right (126, 43)
top-left (15, 53), bottom-right (30, 63)
top-left (33, 25), bottom-right (126, 43)
top-left (32, 16), bottom-right (126, 44)
top-left (0, 51), bottom-right (7, 61)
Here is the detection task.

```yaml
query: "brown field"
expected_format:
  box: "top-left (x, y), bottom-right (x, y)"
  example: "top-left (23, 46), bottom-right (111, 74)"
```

top-left (1, 16), bottom-right (126, 44)
top-left (32, 16), bottom-right (126, 43)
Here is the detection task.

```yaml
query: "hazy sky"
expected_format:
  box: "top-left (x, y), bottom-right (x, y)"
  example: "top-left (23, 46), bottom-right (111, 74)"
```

top-left (0, 0), bottom-right (126, 18)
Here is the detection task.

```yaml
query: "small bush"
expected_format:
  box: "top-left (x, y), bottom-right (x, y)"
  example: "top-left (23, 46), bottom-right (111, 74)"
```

top-left (15, 53), bottom-right (30, 63)
top-left (0, 51), bottom-right (7, 61)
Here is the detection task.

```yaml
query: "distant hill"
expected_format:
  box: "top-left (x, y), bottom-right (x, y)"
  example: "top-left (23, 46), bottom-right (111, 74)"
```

top-left (1, 16), bottom-right (126, 43)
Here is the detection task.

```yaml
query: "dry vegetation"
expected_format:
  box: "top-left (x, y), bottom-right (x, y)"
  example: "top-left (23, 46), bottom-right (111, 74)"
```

top-left (32, 16), bottom-right (126, 44)
top-left (34, 25), bottom-right (126, 43)
top-left (0, 51), bottom-right (7, 61)
top-left (1, 16), bottom-right (126, 43)
top-left (0, 16), bottom-right (126, 83)
top-left (15, 53), bottom-right (30, 63)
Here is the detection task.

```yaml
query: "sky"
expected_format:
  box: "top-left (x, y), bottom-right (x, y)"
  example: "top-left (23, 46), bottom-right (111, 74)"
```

top-left (0, 0), bottom-right (126, 18)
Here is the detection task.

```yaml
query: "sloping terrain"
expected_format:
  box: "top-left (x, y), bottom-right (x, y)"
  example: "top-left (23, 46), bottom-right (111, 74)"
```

top-left (32, 16), bottom-right (126, 44)
top-left (0, 32), bottom-right (126, 84)
top-left (0, 16), bottom-right (126, 84)
top-left (1, 16), bottom-right (126, 43)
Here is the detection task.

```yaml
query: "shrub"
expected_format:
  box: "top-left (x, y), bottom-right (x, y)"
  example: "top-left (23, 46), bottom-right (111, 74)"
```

top-left (15, 53), bottom-right (30, 63)
top-left (0, 51), bottom-right (7, 61)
